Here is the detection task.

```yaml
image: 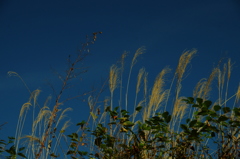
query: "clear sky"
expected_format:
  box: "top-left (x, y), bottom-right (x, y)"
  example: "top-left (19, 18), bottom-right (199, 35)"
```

top-left (1, 0), bottom-right (240, 145)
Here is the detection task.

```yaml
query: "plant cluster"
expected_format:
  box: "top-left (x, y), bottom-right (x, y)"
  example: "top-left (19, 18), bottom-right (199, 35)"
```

top-left (1, 34), bottom-right (240, 159)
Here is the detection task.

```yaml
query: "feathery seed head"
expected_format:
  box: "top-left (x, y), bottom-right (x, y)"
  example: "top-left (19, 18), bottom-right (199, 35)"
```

top-left (136, 68), bottom-right (145, 94)
top-left (176, 49), bottom-right (197, 81)
top-left (132, 46), bottom-right (145, 66)
top-left (109, 64), bottom-right (119, 94)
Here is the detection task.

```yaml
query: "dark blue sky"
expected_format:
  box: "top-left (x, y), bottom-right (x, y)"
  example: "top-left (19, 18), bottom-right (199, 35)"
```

top-left (1, 0), bottom-right (240, 141)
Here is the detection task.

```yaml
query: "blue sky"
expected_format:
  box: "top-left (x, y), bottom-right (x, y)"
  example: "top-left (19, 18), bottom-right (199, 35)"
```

top-left (1, 0), bottom-right (240, 148)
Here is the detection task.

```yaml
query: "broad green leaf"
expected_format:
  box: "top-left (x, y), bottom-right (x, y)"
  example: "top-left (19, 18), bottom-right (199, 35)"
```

top-left (192, 104), bottom-right (200, 108)
top-left (196, 98), bottom-right (203, 105)
top-left (180, 124), bottom-right (188, 132)
top-left (233, 108), bottom-right (240, 116)
top-left (197, 110), bottom-right (208, 116)
top-left (203, 100), bottom-right (212, 108)
top-left (162, 112), bottom-right (171, 123)
top-left (218, 115), bottom-right (228, 122)
top-left (162, 111), bottom-right (169, 118)
top-left (94, 138), bottom-right (102, 147)
top-left (165, 115), bottom-right (171, 123)
top-left (189, 120), bottom-right (197, 127)
top-left (187, 97), bottom-right (194, 103)
top-left (222, 107), bottom-right (231, 113)
top-left (214, 105), bottom-right (221, 111)
top-left (135, 106), bottom-right (143, 111)
top-left (205, 116), bottom-right (211, 120)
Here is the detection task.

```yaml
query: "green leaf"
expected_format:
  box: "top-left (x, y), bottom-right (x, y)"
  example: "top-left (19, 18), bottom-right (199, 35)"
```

top-left (18, 147), bottom-right (25, 151)
top-left (108, 122), bottom-right (116, 125)
top-left (78, 151), bottom-right (88, 156)
top-left (195, 122), bottom-right (204, 127)
top-left (50, 153), bottom-right (58, 157)
top-left (206, 116), bottom-right (212, 121)
top-left (165, 115), bottom-right (171, 123)
top-left (233, 108), bottom-right (240, 116)
top-left (162, 111), bottom-right (169, 118)
top-left (222, 107), bottom-right (231, 113)
top-left (209, 111), bottom-right (218, 118)
top-left (180, 124), bottom-right (188, 132)
top-left (105, 106), bottom-right (111, 112)
top-left (187, 97), bottom-right (194, 103)
top-left (17, 152), bottom-right (27, 158)
top-left (203, 100), bottom-right (212, 108)
top-left (73, 133), bottom-right (78, 139)
top-left (162, 112), bottom-right (171, 123)
top-left (6, 145), bottom-right (16, 155)
top-left (76, 120), bottom-right (86, 126)
top-left (142, 124), bottom-right (151, 130)
top-left (95, 138), bottom-right (102, 147)
top-left (214, 105), bottom-right (221, 111)
top-left (114, 106), bottom-right (119, 111)
top-left (189, 120), bottom-right (197, 127)
top-left (182, 97), bottom-right (194, 104)
top-left (192, 104), bottom-right (200, 108)
top-left (123, 121), bottom-right (134, 127)
top-left (197, 110), bottom-right (208, 116)
top-left (196, 98), bottom-right (203, 105)
top-left (135, 106), bottom-right (143, 112)
top-left (0, 140), bottom-right (6, 145)
top-left (67, 150), bottom-right (75, 155)
top-left (218, 115), bottom-right (229, 122)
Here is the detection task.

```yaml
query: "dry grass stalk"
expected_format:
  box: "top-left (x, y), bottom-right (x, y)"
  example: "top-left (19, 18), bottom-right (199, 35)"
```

top-left (175, 49), bottom-right (196, 85)
top-left (109, 65), bottom-right (119, 96)
top-left (165, 50), bottom-right (196, 113)
top-left (193, 78), bottom-right (207, 99)
top-left (132, 47), bottom-right (145, 66)
top-left (132, 68), bottom-right (146, 122)
top-left (125, 47), bottom-right (145, 110)
top-left (143, 67), bottom-right (170, 121)
top-left (136, 67), bottom-right (145, 95)
top-left (235, 84), bottom-right (240, 103)
top-left (203, 67), bottom-right (218, 100)
top-left (171, 97), bottom-right (188, 132)
top-left (119, 51), bottom-right (128, 108)
top-left (224, 59), bottom-right (232, 107)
